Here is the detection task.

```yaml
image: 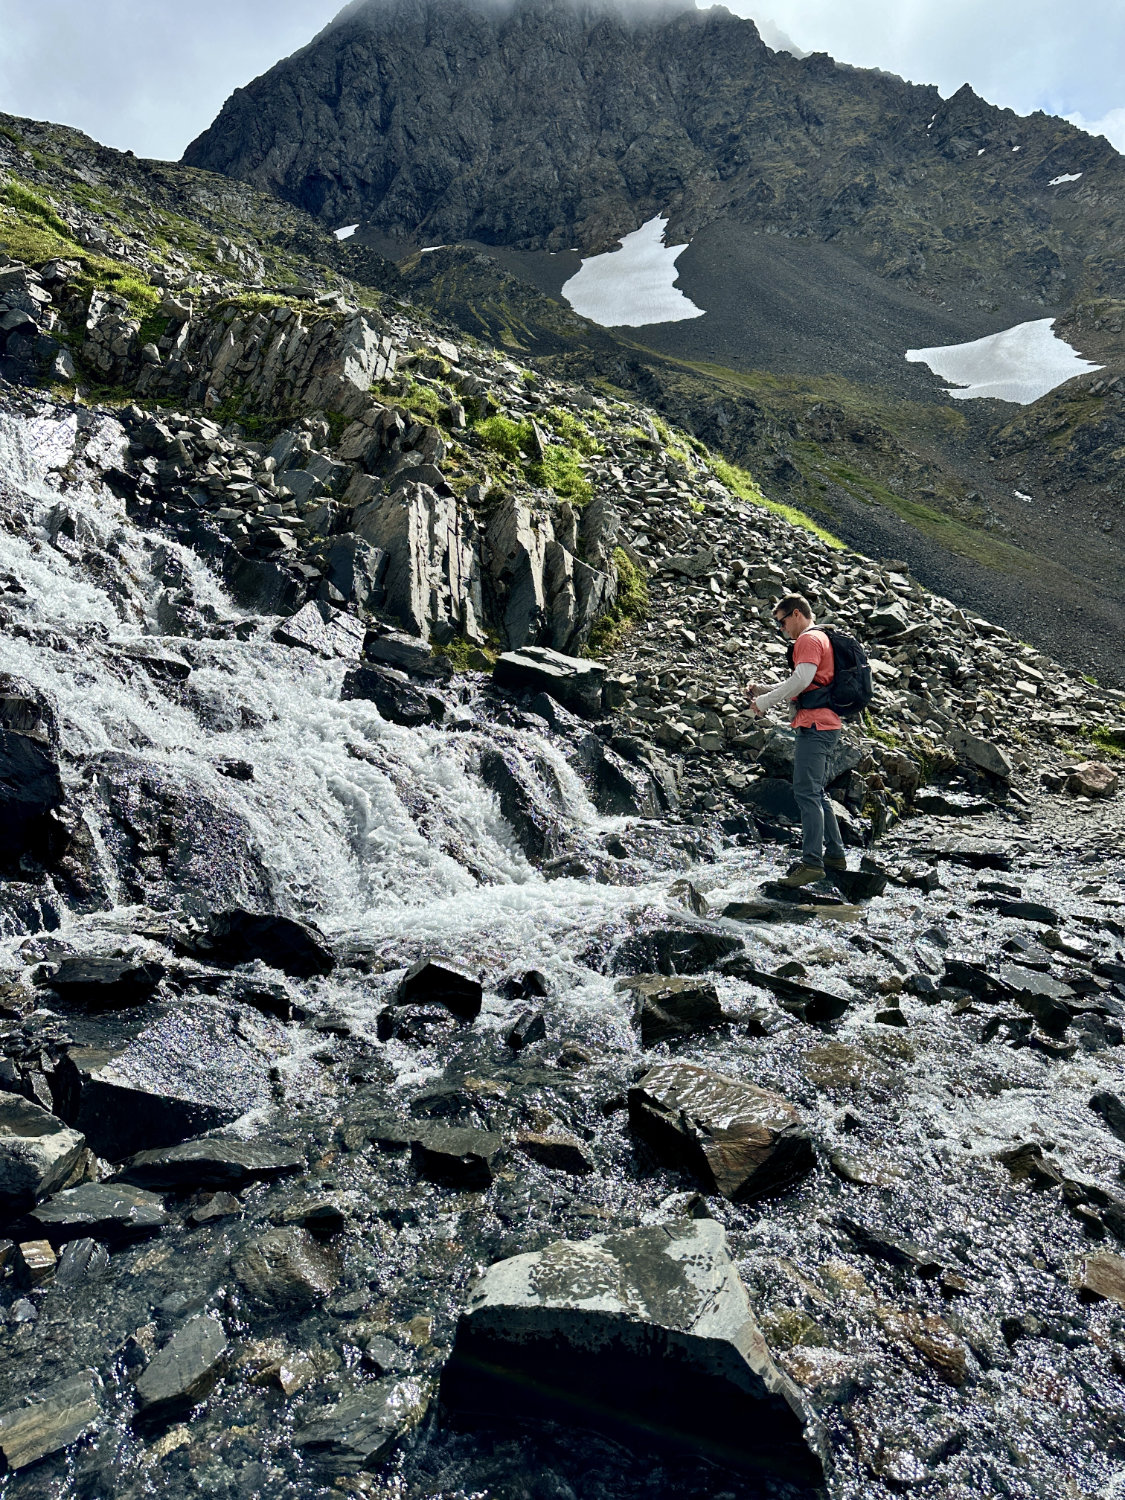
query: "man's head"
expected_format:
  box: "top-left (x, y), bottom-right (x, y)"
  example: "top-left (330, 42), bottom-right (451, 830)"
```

top-left (773, 594), bottom-right (813, 641)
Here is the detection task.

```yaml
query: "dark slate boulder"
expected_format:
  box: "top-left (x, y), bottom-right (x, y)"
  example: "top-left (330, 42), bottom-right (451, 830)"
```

top-left (273, 600), bottom-right (366, 659)
top-left (440, 1220), bottom-right (826, 1482)
top-left (0, 1371), bottom-right (102, 1472)
top-left (0, 730), bottom-right (64, 872)
top-left (411, 1126), bottom-right (502, 1189)
top-left (0, 1095), bottom-right (86, 1214)
top-left (29, 1182), bottom-right (169, 1245)
top-left (573, 733), bottom-right (666, 817)
top-left (232, 1226), bottom-right (340, 1312)
top-left (194, 909), bottom-right (335, 979)
top-left (294, 1379), bottom-right (431, 1475)
top-left (55, 1003), bottom-right (277, 1160)
top-left (493, 648), bottom-right (605, 718)
top-left (322, 533), bottom-right (388, 612)
top-left (363, 628), bottom-right (452, 680)
top-left (478, 747), bottom-right (563, 864)
top-left (115, 1137), bottom-right (304, 1192)
top-left (34, 956), bottom-right (165, 1009)
top-left (611, 927), bottom-right (742, 978)
top-left (341, 663), bottom-right (446, 727)
top-left (617, 975), bottom-right (725, 1047)
top-left (1091, 1091), bottom-right (1125, 1144)
top-left (134, 1316), bottom-right (228, 1424)
top-left (382, 957), bottom-right (482, 1029)
top-left (722, 960), bottom-right (853, 1024)
top-left (54, 1237), bottom-right (110, 1286)
top-left (515, 1131), bottom-right (593, 1175)
top-left (629, 1063), bottom-right (816, 1202)
top-left (505, 1009), bottom-right (547, 1051)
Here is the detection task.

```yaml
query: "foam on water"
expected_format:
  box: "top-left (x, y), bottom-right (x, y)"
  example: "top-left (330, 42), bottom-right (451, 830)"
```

top-left (905, 318), bottom-right (1102, 404)
top-left (561, 216), bottom-right (705, 328)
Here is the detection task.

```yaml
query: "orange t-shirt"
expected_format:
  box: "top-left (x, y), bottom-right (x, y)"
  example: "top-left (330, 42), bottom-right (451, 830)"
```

top-left (790, 630), bottom-right (842, 730)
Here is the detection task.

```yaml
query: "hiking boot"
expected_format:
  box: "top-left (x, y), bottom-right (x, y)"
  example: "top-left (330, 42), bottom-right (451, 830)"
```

top-left (824, 855), bottom-right (848, 872)
top-left (779, 860), bottom-right (826, 888)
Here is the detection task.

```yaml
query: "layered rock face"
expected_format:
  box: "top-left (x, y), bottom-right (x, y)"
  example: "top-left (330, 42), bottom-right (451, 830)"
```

top-left (184, 0), bottom-right (1124, 303)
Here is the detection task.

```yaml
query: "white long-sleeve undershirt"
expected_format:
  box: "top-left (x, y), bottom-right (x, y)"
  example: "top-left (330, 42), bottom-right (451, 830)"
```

top-left (754, 660), bottom-right (816, 714)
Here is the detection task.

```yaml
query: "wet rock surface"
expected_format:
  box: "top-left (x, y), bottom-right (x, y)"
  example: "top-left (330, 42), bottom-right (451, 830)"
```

top-left (0, 140), bottom-right (1122, 1500)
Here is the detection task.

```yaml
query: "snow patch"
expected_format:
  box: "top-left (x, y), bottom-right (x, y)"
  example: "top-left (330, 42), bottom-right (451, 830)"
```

top-left (1049, 172), bottom-right (1083, 186)
top-left (334, 224), bottom-right (358, 241)
top-left (905, 319), bottom-right (1102, 405)
top-left (420, 245), bottom-right (446, 254)
top-left (561, 216), bottom-right (705, 328)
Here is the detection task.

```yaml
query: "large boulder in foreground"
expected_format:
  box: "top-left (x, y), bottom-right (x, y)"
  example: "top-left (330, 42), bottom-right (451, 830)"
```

top-left (493, 647), bottom-right (605, 717)
top-left (0, 1095), bottom-right (86, 1214)
top-left (440, 1219), bottom-right (826, 1483)
top-left (629, 1063), bottom-right (816, 1202)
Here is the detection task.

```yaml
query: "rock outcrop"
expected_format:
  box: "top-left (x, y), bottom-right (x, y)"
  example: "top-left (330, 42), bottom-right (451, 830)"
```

top-left (441, 1219), bottom-right (827, 1481)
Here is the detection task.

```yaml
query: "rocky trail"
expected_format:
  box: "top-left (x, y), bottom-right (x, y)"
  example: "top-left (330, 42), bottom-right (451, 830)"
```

top-left (0, 138), bottom-right (1124, 1500)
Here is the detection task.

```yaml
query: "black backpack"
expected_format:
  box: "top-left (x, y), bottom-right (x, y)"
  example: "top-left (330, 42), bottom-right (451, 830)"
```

top-left (786, 628), bottom-right (874, 719)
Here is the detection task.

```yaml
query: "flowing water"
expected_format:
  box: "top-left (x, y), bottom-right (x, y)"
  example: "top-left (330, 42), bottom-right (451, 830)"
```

top-left (1, 400), bottom-right (1124, 1499)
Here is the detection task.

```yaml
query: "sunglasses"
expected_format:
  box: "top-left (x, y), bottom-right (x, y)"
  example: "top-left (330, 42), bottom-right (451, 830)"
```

top-left (774, 610), bottom-right (795, 629)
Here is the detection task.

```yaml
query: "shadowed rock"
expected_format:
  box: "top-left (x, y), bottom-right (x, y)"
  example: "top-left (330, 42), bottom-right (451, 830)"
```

top-left (412, 1126), bottom-right (502, 1189)
top-left (35, 955), bottom-right (165, 1009)
top-left (493, 648), bottom-right (605, 717)
top-left (0, 730), bottom-right (64, 872)
top-left (440, 1219), bottom-right (826, 1482)
top-left (196, 909), bottom-right (335, 978)
top-left (134, 1315), bottom-right (229, 1424)
top-left (342, 663), bottom-right (446, 726)
top-left (29, 1182), bottom-right (169, 1245)
top-left (115, 1137), bottom-right (304, 1192)
top-left (629, 1062), bottom-right (816, 1201)
top-left (0, 1095), bottom-right (86, 1214)
top-left (617, 974), bottom-right (725, 1047)
top-left (611, 927), bottom-right (742, 978)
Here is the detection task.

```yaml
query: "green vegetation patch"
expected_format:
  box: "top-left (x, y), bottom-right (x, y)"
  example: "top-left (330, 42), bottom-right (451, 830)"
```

top-left (709, 454), bottom-right (846, 549)
top-left (474, 411), bottom-right (598, 504)
top-left (585, 547), bottom-right (650, 656)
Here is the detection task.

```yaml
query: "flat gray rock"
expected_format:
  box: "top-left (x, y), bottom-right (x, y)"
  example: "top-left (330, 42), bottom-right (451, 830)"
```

top-left (629, 1062), bottom-right (816, 1201)
top-left (29, 1181), bottom-right (169, 1244)
top-left (0, 1095), bottom-right (86, 1214)
top-left (295, 1378), bottom-right (431, 1474)
top-left (135, 1315), bottom-right (229, 1422)
top-left (116, 1137), bottom-right (304, 1191)
top-left (0, 1370), bottom-right (101, 1471)
top-left (441, 1219), bottom-right (826, 1482)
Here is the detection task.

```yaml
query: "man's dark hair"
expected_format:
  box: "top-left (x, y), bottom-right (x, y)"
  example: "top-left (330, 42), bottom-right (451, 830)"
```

top-left (775, 594), bottom-right (813, 620)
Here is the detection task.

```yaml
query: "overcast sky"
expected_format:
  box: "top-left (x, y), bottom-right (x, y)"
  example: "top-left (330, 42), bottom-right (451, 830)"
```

top-left (0, 0), bottom-right (1121, 162)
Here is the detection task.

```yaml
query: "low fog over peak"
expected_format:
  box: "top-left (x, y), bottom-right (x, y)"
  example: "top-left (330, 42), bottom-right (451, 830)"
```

top-left (0, 0), bottom-right (1120, 159)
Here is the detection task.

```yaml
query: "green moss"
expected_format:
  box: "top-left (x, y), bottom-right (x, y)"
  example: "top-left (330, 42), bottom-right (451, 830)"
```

top-left (1089, 725), bottom-right (1125, 760)
top-left (475, 413), bottom-right (528, 461)
top-left (530, 445), bottom-right (592, 505)
top-left (862, 708), bottom-right (902, 750)
top-left (709, 455), bottom-right (847, 549)
top-left (585, 547), bottom-right (649, 656)
top-left (2, 179), bottom-right (71, 239)
top-left (432, 636), bottom-right (497, 672)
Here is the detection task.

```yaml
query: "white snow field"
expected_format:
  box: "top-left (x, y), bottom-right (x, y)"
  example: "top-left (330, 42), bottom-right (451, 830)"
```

top-left (334, 224), bottom-right (358, 241)
top-left (1050, 172), bottom-right (1084, 185)
top-left (905, 318), bottom-right (1102, 404)
top-left (561, 216), bottom-right (705, 327)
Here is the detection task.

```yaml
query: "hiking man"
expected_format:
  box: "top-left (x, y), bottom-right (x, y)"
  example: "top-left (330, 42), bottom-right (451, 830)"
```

top-left (745, 594), bottom-right (848, 887)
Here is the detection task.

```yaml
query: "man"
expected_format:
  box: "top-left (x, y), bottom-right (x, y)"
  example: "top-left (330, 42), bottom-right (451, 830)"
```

top-left (746, 594), bottom-right (847, 887)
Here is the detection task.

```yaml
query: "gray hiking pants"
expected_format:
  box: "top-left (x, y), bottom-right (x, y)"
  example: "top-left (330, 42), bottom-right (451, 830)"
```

top-left (793, 727), bottom-right (846, 866)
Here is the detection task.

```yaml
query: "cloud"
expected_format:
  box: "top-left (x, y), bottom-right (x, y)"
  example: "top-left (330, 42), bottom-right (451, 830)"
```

top-left (1065, 108), bottom-right (1125, 153)
top-left (733, 1), bottom-right (1125, 127)
top-left (0, 0), bottom-right (344, 161)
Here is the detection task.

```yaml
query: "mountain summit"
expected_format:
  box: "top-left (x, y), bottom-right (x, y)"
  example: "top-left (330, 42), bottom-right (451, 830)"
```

top-left (184, 0), bottom-right (1121, 309)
